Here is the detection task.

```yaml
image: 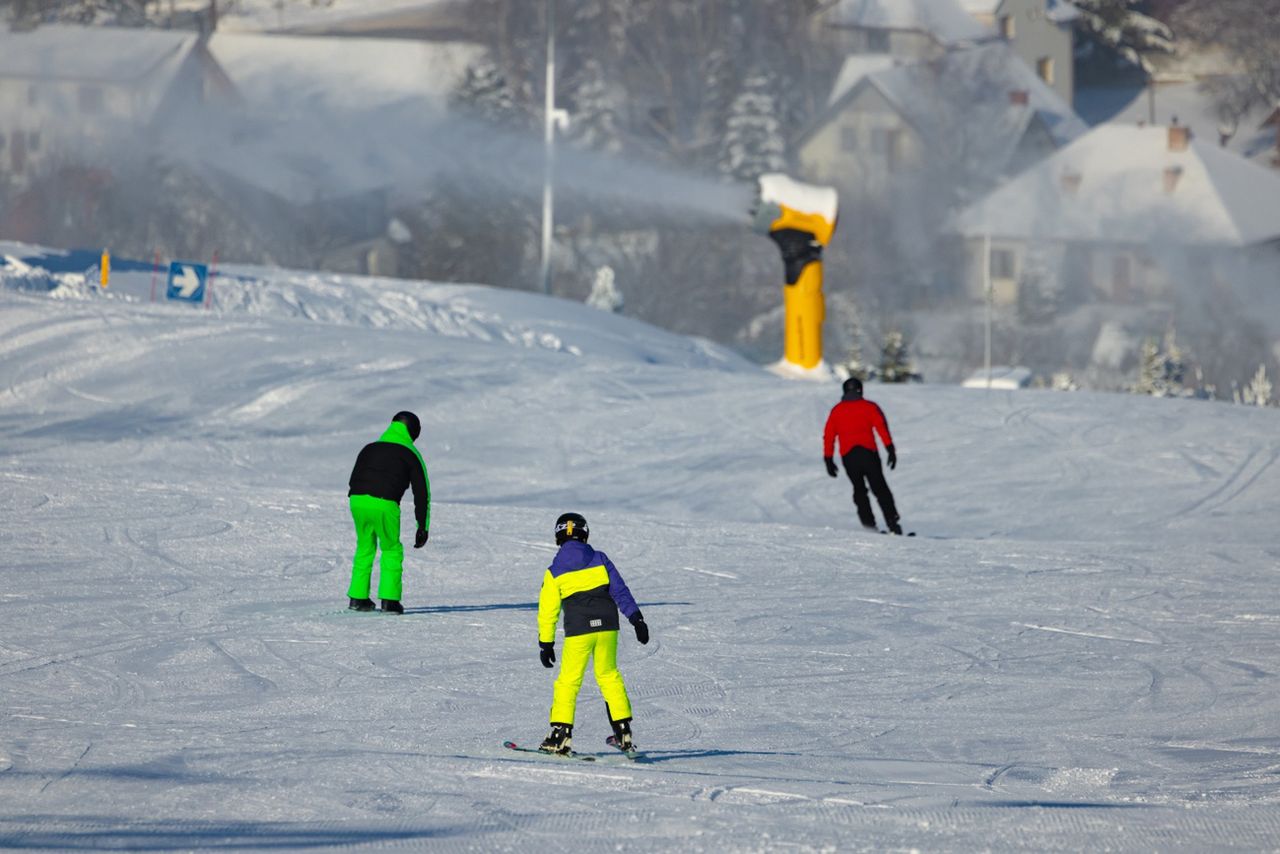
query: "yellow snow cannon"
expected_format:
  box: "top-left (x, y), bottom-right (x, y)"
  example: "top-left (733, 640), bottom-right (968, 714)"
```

top-left (751, 174), bottom-right (839, 372)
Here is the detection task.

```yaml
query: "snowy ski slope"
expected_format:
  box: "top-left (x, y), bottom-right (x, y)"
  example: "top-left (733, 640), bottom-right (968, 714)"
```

top-left (1, 254), bottom-right (1279, 851)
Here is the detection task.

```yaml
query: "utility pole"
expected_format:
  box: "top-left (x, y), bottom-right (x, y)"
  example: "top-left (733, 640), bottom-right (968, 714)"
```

top-left (539, 0), bottom-right (556, 296)
top-left (983, 233), bottom-right (992, 389)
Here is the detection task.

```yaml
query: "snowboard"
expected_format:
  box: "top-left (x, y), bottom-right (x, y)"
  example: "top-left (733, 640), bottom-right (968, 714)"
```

top-left (503, 740), bottom-right (596, 762)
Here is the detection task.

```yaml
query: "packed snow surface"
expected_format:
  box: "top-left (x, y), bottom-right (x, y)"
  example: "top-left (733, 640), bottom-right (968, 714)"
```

top-left (2, 252), bottom-right (1279, 851)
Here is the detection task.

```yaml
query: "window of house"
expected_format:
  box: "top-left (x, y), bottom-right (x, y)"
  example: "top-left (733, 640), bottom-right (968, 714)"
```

top-left (27, 130), bottom-right (40, 152)
top-left (78, 85), bottom-right (104, 113)
top-left (990, 248), bottom-right (1016, 279)
top-left (840, 126), bottom-right (858, 152)
top-left (867, 30), bottom-right (890, 52)
top-left (1037, 57), bottom-right (1055, 85)
top-left (0, 132), bottom-right (6, 152)
top-left (999, 15), bottom-right (1015, 38)
top-left (27, 85), bottom-right (38, 106)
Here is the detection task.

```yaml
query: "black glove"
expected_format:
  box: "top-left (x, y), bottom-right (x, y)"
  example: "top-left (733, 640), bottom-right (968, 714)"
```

top-left (414, 528), bottom-right (429, 548)
top-left (824, 456), bottom-right (839, 478)
top-left (629, 612), bottom-right (650, 645)
top-left (539, 641), bottom-right (556, 668)
top-left (886, 444), bottom-right (897, 471)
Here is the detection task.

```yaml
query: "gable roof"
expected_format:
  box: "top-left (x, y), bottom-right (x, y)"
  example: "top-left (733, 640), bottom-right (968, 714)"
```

top-left (162, 33), bottom-right (483, 204)
top-left (822, 0), bottom-right (994, 46)
top-left (804, 42), bottom-right (1087, 176)
top-left (0, 24), bottom-right (196, 87)
top-left (957, 0), bottom-right (1081, 23)
top-left (951, 123), bottom-right (1280, 246)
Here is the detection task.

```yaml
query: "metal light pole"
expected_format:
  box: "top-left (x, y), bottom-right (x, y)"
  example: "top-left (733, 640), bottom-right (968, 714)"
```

top-left (983, 232), bottom-right (993, 389)
top-left (539, 0), bottom-right (556, 296)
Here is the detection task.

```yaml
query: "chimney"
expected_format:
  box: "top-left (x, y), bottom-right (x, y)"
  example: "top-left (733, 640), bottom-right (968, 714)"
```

top-left (1167, 122), bottom-right (1191, 152)
top-left (1008, 89), bottom-right (1029, 106)
top-left (1060, 169), bottom-right (1082, 194)
top-left (1163, 165), bottom-right (1184, 193)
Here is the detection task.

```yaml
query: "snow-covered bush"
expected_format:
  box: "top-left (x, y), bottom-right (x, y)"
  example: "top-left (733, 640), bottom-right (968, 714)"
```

top-left (586, 265), bottom-right (623, 313)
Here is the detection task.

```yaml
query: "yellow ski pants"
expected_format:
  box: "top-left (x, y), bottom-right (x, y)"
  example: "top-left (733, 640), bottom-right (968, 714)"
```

top-left (550, 630), bottom-right (632, 725)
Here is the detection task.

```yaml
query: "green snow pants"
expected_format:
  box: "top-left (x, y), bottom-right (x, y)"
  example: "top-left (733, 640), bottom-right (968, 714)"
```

top-left (347, 494), bottom-right (404, 601)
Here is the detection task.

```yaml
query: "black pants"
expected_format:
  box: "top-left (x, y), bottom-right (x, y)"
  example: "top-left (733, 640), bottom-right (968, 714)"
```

top-left (841, 447), bottom-right (899, 530)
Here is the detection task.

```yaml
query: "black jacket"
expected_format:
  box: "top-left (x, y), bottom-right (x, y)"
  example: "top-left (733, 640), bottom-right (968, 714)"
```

top-left (348, 421), bottom-right (431, 530)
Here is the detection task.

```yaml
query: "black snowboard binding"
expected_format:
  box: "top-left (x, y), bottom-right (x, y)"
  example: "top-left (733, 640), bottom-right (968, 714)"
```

top-left (539, 722), bottom-right (573, 755)
top-left (609, 717), bottom-right (635, 752)
top-left (381, 599), bottom-right (404, 614)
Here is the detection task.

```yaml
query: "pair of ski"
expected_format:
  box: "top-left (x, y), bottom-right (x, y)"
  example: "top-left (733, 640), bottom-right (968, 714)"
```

top-left (504, 735), bottom-right (641, 762)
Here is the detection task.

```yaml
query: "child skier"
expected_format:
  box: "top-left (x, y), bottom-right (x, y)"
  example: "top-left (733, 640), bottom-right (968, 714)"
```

top-left (346, 411), bottom-right (431, 613)
top-left (536, 512), bottom-right (649, 755)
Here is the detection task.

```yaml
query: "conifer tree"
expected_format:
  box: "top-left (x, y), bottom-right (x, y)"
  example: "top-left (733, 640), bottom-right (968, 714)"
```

top-left (1073, 0), bottom-right (1174, 74)
top-left (718, 70), bottom-right (788, 183)
top-left (879, 330), bottom-right (918, 383)
top-left (1239, 364), bottom-right (1274, 406)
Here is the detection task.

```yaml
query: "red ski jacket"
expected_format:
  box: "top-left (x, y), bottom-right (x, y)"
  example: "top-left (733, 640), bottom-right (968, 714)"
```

top-left (823, 398), bottom-right (893, 457)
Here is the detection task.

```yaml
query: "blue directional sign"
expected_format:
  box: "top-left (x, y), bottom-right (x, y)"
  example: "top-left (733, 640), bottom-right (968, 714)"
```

top-left (166, 261), bottom-right (207, 303)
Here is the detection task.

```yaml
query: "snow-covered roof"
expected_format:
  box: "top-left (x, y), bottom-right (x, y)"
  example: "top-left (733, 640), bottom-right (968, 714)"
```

top-left (1076, 81), bottom-right (1278, 169)
top-left (951, 123), bottom-right (1280, 246)
top-left (956, 0), bottom-right (1080, 23)
top-left (1046, 0), bottom-right (1082, 24)
top-left (811, 42), bottom-right (1087, 177)
top-left (0, 24), bottom-right (196, 85)
top-left (158, 33), bottom-right (483, 203)
top-left (167, 0), bottom-right (464, 35)
top-left (822, 0), bottom-right (994, 46)
top-left (207, 32), bottom-right (479, 112)
top-left (825, 54), bottom-right (898, 107)
top-left (829, 43), bottom-right (1085, 146)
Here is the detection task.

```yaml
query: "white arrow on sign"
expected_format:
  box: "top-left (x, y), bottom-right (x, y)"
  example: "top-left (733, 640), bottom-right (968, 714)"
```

top-left (172, 265), bottom-right (201, 297)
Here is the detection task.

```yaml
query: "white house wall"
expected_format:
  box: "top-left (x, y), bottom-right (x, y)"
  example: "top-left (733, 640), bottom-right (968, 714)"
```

top-left (797, 86), bottom-right (922, 196)
top-left (992, 0), bottom-right (1074, 104)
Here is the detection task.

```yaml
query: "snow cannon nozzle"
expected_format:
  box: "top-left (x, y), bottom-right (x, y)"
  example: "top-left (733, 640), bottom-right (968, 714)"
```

top-left (752, 173), bottom-right (839, 246)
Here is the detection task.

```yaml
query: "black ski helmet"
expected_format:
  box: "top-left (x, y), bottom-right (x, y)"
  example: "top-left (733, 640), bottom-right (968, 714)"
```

top-left (392, 410), bottom-right (421, 441)
top-left (555, 512), bottom-right (589, 545)
top-left (842, 377), bottom-right (863, 398)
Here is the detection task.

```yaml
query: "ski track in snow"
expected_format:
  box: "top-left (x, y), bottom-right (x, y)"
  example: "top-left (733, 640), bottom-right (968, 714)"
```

top-left (1, 266), bottom-right (1280, 851)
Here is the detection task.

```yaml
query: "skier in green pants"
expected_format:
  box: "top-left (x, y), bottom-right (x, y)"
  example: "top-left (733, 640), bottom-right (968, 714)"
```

top-left (347, 411), bottom-right (431, 614)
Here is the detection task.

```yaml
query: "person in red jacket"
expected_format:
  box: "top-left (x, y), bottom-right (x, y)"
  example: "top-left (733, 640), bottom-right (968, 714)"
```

top-left (823, 377), bottom-right (903, 534)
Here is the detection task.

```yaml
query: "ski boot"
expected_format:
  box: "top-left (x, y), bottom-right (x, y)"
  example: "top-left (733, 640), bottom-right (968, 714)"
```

top-left (348, 597), bottom-right (376, 612)
top-left (539, 722), bottom-right (573, 755)
top-left (381, 599), bottom-right (404, 614)
top-left (609, 717), bottom-right (635, 753)
top-left (886, 521), bottom-right (903, 535)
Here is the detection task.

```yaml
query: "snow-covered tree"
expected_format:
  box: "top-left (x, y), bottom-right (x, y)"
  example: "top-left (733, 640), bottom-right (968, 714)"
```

top-left (1237, 364), bottom-right (1274, 406)
top-left (451, 60), bottom-right (523, 128)
top-left (879, 329), bottom-right (920, 383)
top-left (1133, 329), bottom-right (1197, 397)
top-left (1174, 0), bottom-right (1280, 122)
top-left (566, 58), bottom-right (623, 154)
top-left (718, 70), bottom-right (788, 183)
top-left (1073, 0), bottom-right (1175, 74)
top-left (837, 316), bottom-right (872, 382)
top-left (585, 264), bottom-right (623, 313)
